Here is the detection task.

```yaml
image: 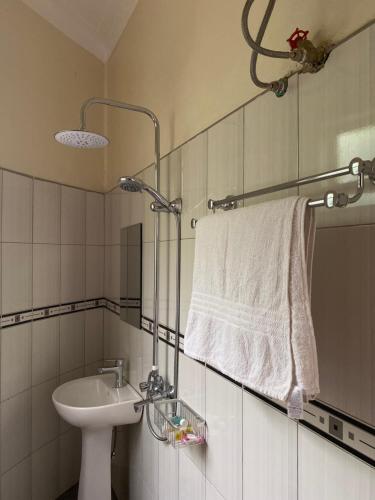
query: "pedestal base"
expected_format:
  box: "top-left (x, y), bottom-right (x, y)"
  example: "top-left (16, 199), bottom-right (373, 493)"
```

top-left (78, 427), bottom-right (113, 500)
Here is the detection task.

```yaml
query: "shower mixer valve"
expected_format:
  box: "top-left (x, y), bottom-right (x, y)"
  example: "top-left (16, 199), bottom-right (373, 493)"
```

top-left (134, 370), bottom-right (174, 412)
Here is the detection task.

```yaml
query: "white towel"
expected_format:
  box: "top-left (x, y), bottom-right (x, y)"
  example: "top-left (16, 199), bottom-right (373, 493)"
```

top-left (184, 196), bottom-right (319, 418)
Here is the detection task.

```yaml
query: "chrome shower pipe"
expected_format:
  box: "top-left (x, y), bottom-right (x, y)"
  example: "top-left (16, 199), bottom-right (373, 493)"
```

top-left (173, 212), bottom-right (181, 399)
top-left (79, 98), bottom-right (162, 371)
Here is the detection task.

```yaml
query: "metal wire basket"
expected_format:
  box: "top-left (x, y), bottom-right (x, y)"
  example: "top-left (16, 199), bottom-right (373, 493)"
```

top-left (154, 399), bottom-right (206, 448)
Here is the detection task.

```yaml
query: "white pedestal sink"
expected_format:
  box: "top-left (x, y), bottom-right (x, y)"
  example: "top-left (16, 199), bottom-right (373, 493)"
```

top-left (52, 374), bottom-right (142, 500)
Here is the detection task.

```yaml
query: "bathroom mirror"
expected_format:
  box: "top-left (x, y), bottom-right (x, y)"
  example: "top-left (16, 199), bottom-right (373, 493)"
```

top-left (120, 223), bottom-right (142, 329)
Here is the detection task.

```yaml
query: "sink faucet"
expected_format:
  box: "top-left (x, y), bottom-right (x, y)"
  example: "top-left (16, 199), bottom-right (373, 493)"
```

top-left (98, 359), bottom-right (125, 388)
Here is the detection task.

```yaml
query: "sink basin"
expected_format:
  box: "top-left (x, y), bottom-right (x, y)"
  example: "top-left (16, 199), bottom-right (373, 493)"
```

top-left (52, 373), bottom-right (142, 428)
top-left (52, 374), bottom-right (142, 500)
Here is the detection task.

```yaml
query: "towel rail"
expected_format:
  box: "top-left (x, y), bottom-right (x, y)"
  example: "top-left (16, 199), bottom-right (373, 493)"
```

top-left (190, 157), bottom-right (375, 229)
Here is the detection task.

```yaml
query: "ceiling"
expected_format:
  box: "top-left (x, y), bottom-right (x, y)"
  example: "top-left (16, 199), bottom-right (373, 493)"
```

top-left (22, 0), bottom-right (138, 62)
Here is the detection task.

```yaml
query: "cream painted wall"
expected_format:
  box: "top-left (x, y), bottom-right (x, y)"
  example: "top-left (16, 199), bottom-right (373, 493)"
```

top-left (0, 0), bottom-right (105, 192)
top-left (105, 0), bottom-right (375, 190)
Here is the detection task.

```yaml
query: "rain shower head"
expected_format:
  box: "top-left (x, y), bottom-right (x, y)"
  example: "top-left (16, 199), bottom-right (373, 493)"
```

top-left (54, 130), bottom-right (109, 149)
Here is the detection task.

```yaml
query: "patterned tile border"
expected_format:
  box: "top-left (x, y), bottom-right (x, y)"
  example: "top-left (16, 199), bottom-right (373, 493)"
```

top-left (1, 299), bottom-right (106, 328)
top-left (8, 296), bottom-right (371, 465)
top-left (137, 314), bottom-right (374, 467)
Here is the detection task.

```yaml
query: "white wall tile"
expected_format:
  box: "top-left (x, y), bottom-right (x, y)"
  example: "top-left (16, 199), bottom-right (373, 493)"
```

top-left (129, 190), bottom-right (145, 226)
top-left (243, 392), bottom-right (297, 500)
top-left (105, 192), bottom-right (121, 245)
top-left (159, 240), bottom-right (176, 330)
top-left (32, 378), bottom-right (59, 451)
top-left (1, 457), bottom-right (31, 500)
top-left (299, 28), bottom-right (375, 227)
top-left (244, 76), bottom-right (298, 203)
top-left (158, 342), bottom-right (174, 392)
top-left (127, 324), bottom-right (142, 389)
top-left (103, 309), bottom-right (123, 360)
top-left (207, 108), bottom-right (244, 204)
top-left (61, 245), bottom-right (85, 303)
top-left (142, 241), bottom-right (154, 320)
top-left (175, 358), bottom-right (196, 400)
top-left (179, 452), bottom-right (205, 500)
top-left (105, 193), bottom-right (111, 244)
top-left (86, 245), bottom-right (104, 299)
top-left (136, 404), bottom-right (159, 496)
top-left (58, 367), bottom-right (85, 434)
top-left (298, 426), bottom-right (375, 500)
top-left (2, 170), bottom-right (32, 243)
top-left (206, 479), bottom-right (225, 500)
top-left (2, 243), bottom-right (32, 314)
top-left (84, 360), bottom-right (103, 376)
top-left (141, 329), bottom-right (153, 381)
top-left (85, 308), bottom-right (104, 364)
top-left (181, 131), bottom-right (208, 239)
top-left (0, 170), bottom-right (3, 239)
top-left (1, 390), bottom-right (31, 473)
top-left (205, 368), bottom-right (242, 500)
top-left (159, 440), bottom-right (179, 500)
top-left (32, 317), bottom-right (59, 386)
top-left (61, 186), bottom-right (85, 244)
top-left (33, 244), bottom-right (60, 308)
top-left (104, 244), bottom-right (120, 303)
top-left (179, 354), bottom-right (206, 470)
top-left (1, 323), bottom-right (31, 400)
top-left (180, 238), bottom-right (195, 334)
top-left (86, 191), bottom-right (104, 245)
top-left (59, 312), bottom-right (84, 374)
top-left (59, 428), bottom-right (81, 495)
top-left (142, 166), bottom-right (156, 243)
top-left (120, 190), bottom-right (130, 229)
top-left (33, 179), bottom-right (60, 244)
top-left (32, 439), bottom-right (59, 500)
top-left (59, 366), bottom-right (85, 386)
top-left (160, 149), bottom-right (182, 241)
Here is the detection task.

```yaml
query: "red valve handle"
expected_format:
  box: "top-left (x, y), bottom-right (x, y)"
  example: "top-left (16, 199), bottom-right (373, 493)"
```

top-left (287, 28), bottom-right (309, 50)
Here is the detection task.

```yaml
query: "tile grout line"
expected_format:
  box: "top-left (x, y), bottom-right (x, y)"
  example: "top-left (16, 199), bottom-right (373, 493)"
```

top-left (0, 169), bottom-right (3, 479)
top-left (296, 72), bottom-right (300, 500)
top-left (30, 174), bottom-right (35, 494)
top-left (58, 181), bottom-right (63, 494)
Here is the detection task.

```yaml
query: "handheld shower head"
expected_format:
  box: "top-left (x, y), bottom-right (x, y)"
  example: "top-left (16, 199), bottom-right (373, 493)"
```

top-left (119, 176), bottom-right (147, 193)
top-left (119, 176), bottom-right (180, 214)
top-left (54, 130), bottom-right (109, 149)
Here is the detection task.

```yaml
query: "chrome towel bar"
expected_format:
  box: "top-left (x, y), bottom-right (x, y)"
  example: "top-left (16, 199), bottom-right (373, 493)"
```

top-left (191, 157), bottom-right (375, 229)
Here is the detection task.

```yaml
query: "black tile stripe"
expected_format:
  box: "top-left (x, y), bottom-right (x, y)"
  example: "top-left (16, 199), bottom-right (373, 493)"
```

top-left (5, 299), bottom-right (373, 466)
top-left (137, 313), bottom-right (375, 468)
top-left (26, 303), bottom-right (368, 468)
top-left (310, 399), bottom-right (375, 436)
